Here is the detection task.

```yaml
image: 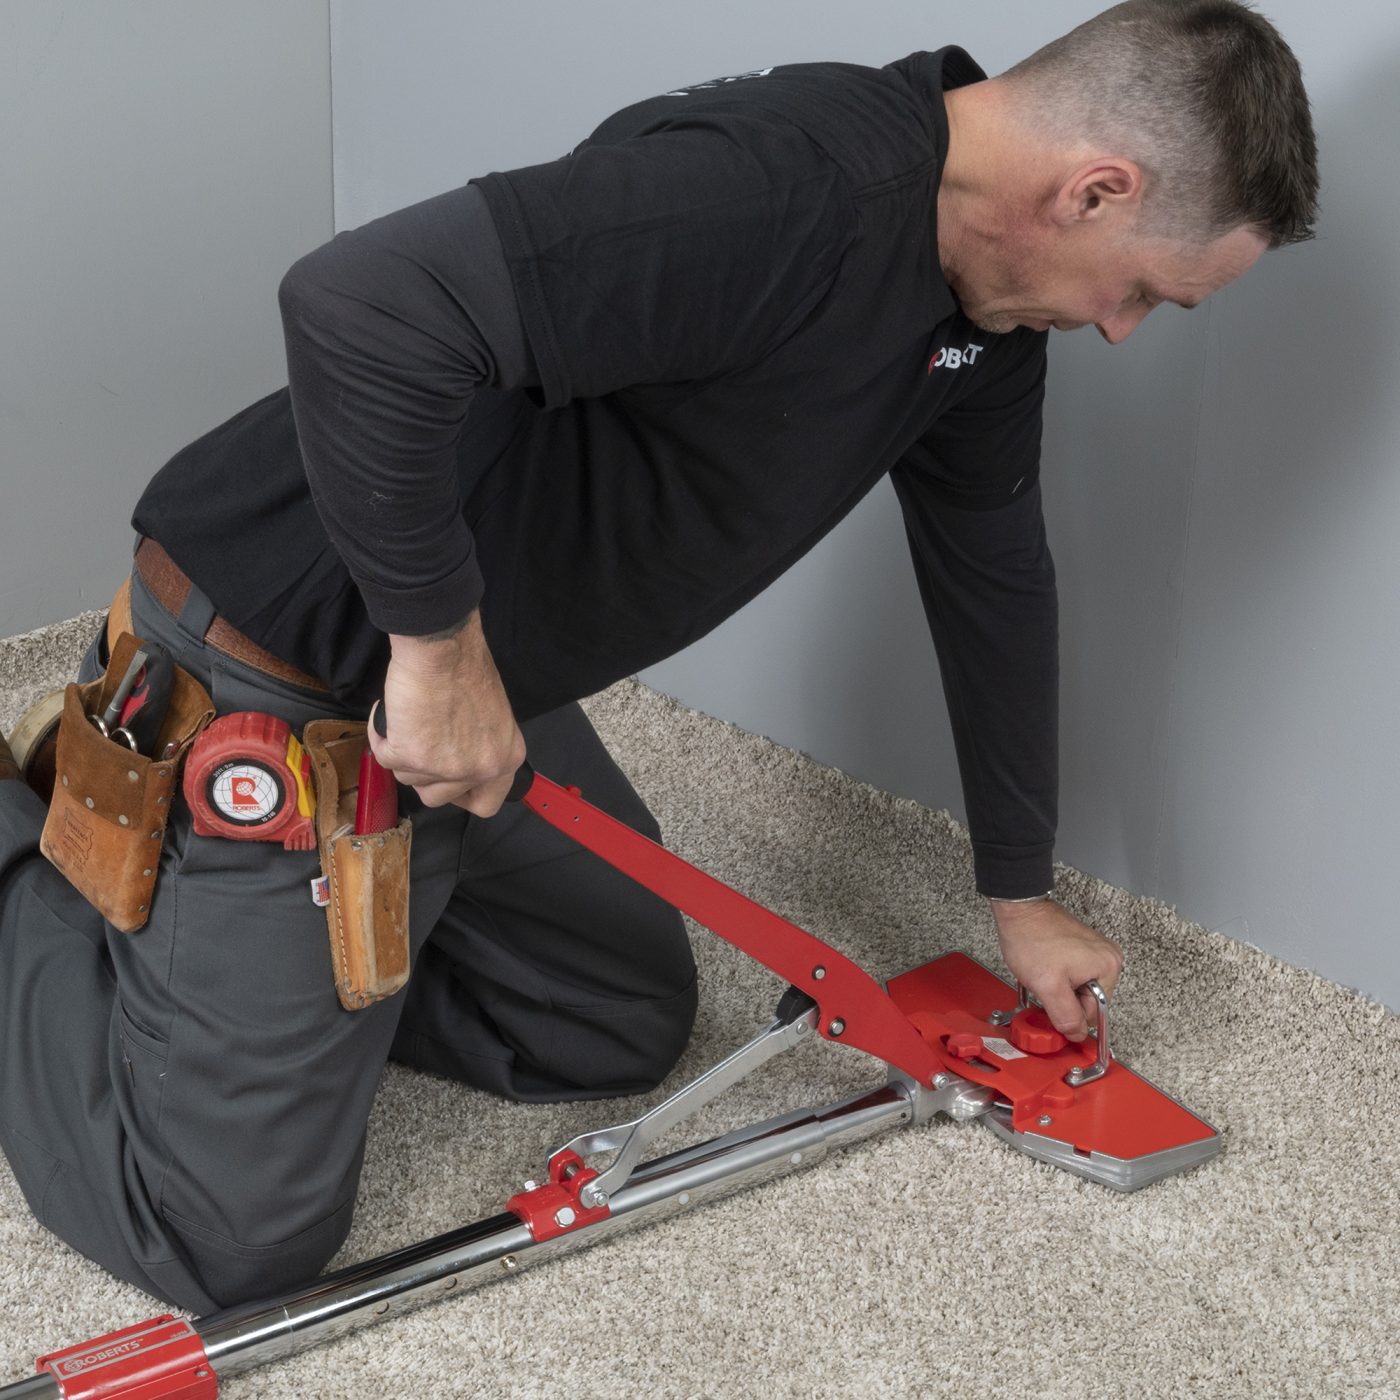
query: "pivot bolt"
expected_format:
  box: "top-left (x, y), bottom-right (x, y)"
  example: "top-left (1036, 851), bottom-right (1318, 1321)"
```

top-left (813, 966), bottom-right (826, 980)
top-left (932, 1072), bottom-right (953, 1089)
top-left (554, 1206), bottom-right (577, 1228)
top-left (828, 1018), bottom-right (846, 1037)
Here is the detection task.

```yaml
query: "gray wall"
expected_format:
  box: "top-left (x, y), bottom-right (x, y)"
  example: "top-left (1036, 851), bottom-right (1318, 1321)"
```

top-left (329, 0), bottom-right (1400, 1010)
top-left (0, 1), bottom-right (333, 635)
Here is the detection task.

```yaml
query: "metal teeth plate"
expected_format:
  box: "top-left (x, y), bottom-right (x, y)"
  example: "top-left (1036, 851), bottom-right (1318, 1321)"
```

top-left (979, 1104), bottom-right (1222, 1191)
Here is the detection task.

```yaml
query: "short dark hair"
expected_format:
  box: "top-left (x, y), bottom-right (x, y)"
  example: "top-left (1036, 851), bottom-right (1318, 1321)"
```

top-left (1003, 0), bottom-right (1318, 248)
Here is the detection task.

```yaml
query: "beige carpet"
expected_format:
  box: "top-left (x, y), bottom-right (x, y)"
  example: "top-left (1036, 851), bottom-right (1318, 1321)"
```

top-left (1, 615), bottom-right (1396, 1399)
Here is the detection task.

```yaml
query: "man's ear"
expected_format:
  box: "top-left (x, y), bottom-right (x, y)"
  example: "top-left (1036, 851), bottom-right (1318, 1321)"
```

top-left (1052, 158), bottom-right (1144, 227)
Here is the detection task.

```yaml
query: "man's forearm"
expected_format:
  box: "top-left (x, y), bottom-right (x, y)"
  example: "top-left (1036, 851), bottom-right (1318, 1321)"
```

top-left (891, 475), bottom-right (1060, 899)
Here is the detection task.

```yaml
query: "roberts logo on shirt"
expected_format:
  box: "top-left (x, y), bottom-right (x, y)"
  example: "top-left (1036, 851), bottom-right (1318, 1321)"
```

top-left (665, 68), bottom-right (774, 97)
top-left (928, 343), bottom-right (985, 374)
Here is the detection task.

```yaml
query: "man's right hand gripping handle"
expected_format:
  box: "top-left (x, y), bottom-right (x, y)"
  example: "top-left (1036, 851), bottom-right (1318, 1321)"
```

top-left (367, 609), bottom-right (526, 818)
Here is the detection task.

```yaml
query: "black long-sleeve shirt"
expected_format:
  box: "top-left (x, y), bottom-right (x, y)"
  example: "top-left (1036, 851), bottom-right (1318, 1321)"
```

top-left (134, 47), bottom-right (1057, 897)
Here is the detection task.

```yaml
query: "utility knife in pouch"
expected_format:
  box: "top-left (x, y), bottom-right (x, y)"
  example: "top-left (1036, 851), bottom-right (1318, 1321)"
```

top-left (40, 631), bottom-right (214, 932)
top-left (302, 720), bottom-right (413, 1011)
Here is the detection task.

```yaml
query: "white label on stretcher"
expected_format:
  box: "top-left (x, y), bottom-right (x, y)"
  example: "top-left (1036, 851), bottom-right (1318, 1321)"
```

top-left (980, 1037), bottom-right (1027, 1060)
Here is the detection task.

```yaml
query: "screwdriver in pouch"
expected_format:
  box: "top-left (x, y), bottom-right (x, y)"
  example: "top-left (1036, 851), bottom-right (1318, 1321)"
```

top-left (91, 649), bottom-right (149, 748)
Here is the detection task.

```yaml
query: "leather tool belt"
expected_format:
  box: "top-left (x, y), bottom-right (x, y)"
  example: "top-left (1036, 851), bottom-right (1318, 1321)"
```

top-left (44, 570), bottom-right (410, 1007)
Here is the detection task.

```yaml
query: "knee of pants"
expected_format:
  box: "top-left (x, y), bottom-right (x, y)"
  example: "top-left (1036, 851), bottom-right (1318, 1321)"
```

top-left (164, 1192), bottom-right (358, 1309)
top-left (557, 970), bottom-right (699, 1097)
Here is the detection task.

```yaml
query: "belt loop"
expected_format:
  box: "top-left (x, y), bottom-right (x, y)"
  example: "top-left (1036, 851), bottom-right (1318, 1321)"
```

top-left (106, 577), bottom-right (134, 655)
top-left (176, 581), bottom-right (217, 646)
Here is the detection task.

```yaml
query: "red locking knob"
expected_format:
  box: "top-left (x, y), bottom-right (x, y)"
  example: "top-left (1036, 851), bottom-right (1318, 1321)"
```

top-left (946, 1032), bottom-right (985, 1060)
top-left (1010, 1007), bottom-right (1067, 1055)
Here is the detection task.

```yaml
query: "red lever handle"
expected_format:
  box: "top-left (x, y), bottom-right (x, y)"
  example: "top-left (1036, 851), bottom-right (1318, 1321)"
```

top-left (515, 767), bottom-right (943, 1086)
top-left (368, 709), bottom-right (940, 1084)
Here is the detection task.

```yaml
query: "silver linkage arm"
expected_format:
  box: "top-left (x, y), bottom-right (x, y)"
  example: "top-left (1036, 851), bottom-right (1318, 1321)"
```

top-left (547, 989), bottom-right (821, 1209)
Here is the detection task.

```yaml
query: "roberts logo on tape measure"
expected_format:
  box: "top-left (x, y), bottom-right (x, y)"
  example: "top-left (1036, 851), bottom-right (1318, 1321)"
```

top-left (212, 764), bottom-right (283, 824)
top-left (183, 712), bottom-right (318, 851)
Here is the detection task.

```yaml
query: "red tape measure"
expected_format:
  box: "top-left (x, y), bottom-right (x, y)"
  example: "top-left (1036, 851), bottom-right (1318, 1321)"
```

top-left (184, 712), bottom-right (318, 851)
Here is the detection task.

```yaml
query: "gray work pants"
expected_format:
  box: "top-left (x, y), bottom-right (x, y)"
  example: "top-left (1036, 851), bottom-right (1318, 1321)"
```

top-left (0, 566), bottom-right (697, 1311)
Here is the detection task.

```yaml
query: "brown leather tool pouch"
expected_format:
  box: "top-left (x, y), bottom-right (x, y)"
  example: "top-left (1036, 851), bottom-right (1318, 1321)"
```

top-left (40, 632), bottom-right (214, 932)
top-left (302, 720), bottom-right (412, 1011)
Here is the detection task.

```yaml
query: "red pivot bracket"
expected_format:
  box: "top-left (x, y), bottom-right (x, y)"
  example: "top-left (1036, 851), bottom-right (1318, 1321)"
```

top-left (505, 1149), bottom-right (611, 1242)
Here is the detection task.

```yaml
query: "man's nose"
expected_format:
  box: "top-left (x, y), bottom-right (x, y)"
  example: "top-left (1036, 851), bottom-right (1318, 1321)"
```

top-left (1096, 303), bottom-right (1153, 345)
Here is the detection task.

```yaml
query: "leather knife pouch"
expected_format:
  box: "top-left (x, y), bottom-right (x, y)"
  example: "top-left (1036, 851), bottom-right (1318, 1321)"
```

top-left (40, 631), bottom-right (214, 932)
top-left (302, 719), bottom-right (412, 1011)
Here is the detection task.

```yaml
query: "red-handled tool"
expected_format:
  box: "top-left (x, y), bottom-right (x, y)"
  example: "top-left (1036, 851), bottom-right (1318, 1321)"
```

top-left (359, 702), bottom-right (402, 835)
top-left (502, 762), bottom-right (1217, 1190)
top-left (354, 747), bottom-right (398, 834)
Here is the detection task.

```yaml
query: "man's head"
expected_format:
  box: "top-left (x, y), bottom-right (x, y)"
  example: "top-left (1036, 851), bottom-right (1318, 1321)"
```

top-left (939, 0), bottom-right (1318, 340)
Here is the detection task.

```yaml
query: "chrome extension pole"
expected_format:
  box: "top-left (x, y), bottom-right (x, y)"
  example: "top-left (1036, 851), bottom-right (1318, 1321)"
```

top-left (1, 1078), bottom-right (926, 1398)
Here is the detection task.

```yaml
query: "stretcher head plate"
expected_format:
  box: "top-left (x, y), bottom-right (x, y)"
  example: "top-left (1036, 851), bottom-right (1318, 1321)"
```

top-left (887, 953), bottom-right (1220, 1191)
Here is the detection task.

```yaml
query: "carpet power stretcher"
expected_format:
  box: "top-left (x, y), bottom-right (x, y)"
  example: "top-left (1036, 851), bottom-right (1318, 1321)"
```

top-left (1, 762), bottom-right (1220, 1399)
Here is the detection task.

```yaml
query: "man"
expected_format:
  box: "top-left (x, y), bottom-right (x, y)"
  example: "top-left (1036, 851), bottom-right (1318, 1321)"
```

top-left (0, 1), bottom-right (1316, 1311)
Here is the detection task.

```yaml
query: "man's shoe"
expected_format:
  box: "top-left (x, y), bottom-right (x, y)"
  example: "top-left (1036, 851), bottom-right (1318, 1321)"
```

top-left (6, 690), bottom-right (64, 803)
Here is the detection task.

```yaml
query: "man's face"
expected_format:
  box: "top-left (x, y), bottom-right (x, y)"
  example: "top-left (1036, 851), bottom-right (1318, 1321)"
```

top-left (957, 224), bottom-right (1269, 342)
